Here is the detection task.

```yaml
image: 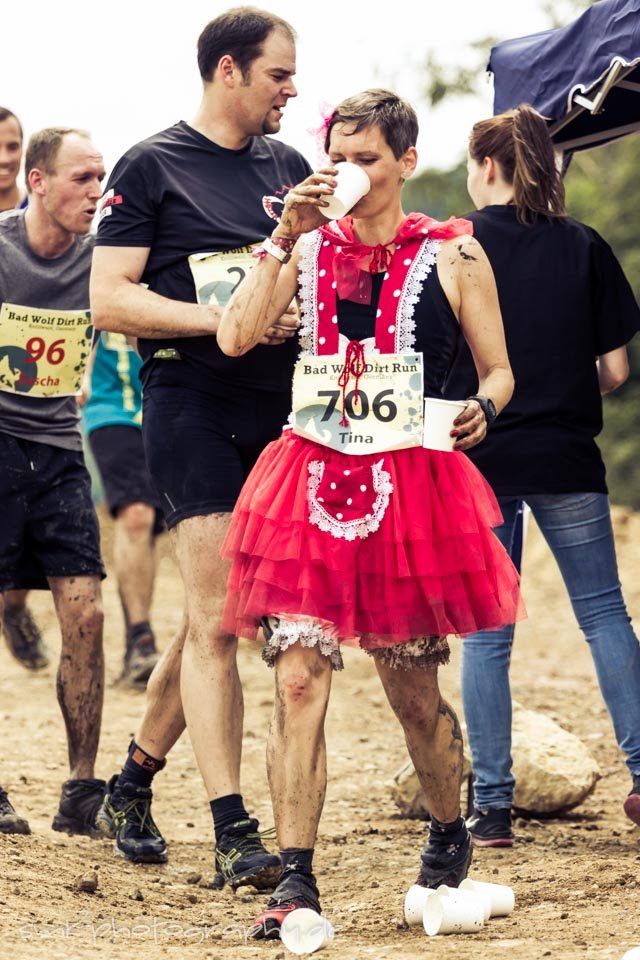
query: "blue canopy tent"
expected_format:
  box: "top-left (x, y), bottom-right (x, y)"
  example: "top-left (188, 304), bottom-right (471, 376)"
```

top-left (489, 0), bottom-right (640, 153)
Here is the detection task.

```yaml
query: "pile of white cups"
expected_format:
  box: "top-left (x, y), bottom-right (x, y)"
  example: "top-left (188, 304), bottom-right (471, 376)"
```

top-left (404, 877), bottom-right (516, 936)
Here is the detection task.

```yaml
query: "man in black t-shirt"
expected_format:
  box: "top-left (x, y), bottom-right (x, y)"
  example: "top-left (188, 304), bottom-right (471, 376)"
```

top-left (90, 8), bottom-right (310, 884)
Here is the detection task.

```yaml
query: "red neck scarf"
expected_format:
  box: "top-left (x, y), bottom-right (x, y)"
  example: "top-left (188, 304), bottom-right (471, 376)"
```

top-left (318, 212), bottom-right (473, 303)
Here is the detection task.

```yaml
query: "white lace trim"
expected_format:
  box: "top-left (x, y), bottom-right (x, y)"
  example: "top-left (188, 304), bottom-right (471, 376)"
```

top-left (297, 231), bottom-right (323, 357)
top-left (262, 616), bottom-right (343, 670)
top-left (307, 458), bottom-right (393, 541)
top-left (396, 238), bottom-right (440, 353)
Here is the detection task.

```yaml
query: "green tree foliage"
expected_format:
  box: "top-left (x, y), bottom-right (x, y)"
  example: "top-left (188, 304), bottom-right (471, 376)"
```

top-left (405, 136), bottom-right (640, 507)
top-left (564, 137), bottom-right (640, 507)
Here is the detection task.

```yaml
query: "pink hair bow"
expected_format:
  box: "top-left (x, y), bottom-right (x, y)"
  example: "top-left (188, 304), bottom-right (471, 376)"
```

top-left (307, 100), bottom-right (336, 162)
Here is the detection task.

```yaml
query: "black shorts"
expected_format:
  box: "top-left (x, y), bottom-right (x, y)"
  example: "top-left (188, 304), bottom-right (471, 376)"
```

top-left (88, 424), bottom-right (165, 536)
top-left (0, 432), bottom-right (105, 591)
top-left (142, 365), bottom-right (291, 529)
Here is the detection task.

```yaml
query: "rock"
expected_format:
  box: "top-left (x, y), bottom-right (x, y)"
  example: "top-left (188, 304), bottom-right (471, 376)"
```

top-left (74, 871), bottom-right (98, 894)
top-left (186, 872), bottom-right (202, 885)
top-left (388, 701), bottom-right (600, 817)
top-left (511, 704), bottom-right (600, 813)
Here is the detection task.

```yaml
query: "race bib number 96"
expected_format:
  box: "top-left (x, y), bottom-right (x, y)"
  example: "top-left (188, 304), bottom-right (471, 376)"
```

top-left (0, 302), bottom-right (94, 398)
top-left (292, 353), bottom-right (424, 455)
top-left (189, 246), bottom-right (255, 306)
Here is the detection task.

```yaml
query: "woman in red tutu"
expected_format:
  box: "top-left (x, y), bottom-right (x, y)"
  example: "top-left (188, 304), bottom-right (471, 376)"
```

top-left (217, 89), bottom-right (523, 938)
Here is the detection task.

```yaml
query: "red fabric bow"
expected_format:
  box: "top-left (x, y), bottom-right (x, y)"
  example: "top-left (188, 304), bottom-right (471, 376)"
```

top-left (337, 339), bottom-right (367, 426)
top-left (319, 212), bottom-right (473, 303)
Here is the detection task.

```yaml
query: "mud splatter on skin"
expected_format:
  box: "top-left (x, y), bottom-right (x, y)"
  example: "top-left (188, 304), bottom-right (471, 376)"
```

top-left (456, 242), bottom-right (477, 262)
top-left (437, 700), bottom-right (463, 743)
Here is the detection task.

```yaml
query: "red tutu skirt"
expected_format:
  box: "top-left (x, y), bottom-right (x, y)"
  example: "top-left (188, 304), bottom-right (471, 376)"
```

top-left (221, 431), bottom-right (524, 650)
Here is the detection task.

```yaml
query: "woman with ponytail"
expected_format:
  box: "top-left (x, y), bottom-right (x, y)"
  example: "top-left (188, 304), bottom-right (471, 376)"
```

top-left (445, 104), bottom-right (640, 847)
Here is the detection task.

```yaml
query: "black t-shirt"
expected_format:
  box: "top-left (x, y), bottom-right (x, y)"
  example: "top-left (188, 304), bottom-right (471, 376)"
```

top-left (444, 205), bottom-right (640, 495)
top-left (96, 121), bottom-right (311, 393)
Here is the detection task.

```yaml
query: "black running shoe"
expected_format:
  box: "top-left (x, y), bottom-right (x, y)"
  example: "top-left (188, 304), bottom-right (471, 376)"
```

top-left (214, 818), bottom-right (281, 891)
top-left (96, 775), bottom-right (167, 863)
top-left (122, 631), bottom-right (159, 687)
top-left (416, 825), bottom-right (473, 888)
top-left (3, 606), bottom-right (50, 670)
top-left (51, 778), bottom-right (106, 838)
top-left (251, 869), bottom-right (321, 940)
top-left (0, 786), bottom-right (30, 835)
top-left (623, 775), bottom-right (640, 827)
top-left (466, 806), bottom-right (514, 848)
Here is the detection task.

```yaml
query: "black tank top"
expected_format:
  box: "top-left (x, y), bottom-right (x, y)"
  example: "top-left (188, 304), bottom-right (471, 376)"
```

top-left (337, 264), bottom-right (459, 398)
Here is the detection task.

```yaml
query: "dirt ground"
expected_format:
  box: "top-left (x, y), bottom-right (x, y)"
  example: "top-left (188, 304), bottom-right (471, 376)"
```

top-left (1, 504), bottom-right (640, 960)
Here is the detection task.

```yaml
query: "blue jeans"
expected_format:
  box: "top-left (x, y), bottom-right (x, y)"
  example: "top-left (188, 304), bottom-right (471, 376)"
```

top-left (461, 493), bottom-right (640, 809)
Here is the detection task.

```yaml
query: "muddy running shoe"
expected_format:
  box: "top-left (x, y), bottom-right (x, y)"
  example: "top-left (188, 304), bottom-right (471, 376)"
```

top-left (122, 630), bottom-right (159, 687)
top-left (251, 869), bottom-right (321, 940)
top-left (466, 806), bottom-right (514, 848)
top-left (214, 818), bottom-right (281, 891)
top-left (51, 778), bottom-right (106, 838)
top-left (416, 825), bottom-right (473, 889)
top-left (3, 606), bottom-right (50, 670)
top-left (623, 775), bottom-right (640, 827)
top-left (96, 775), bottom-right (167, 863)
top-left (0, 787), bottom-right (30, 835)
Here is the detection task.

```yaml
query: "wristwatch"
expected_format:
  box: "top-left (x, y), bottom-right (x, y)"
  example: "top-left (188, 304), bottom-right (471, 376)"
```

top-left (467, 395), bottom-right (497, 427)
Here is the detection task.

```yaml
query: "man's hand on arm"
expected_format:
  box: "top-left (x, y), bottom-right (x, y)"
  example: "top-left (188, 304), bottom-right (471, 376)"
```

top-left (260, 302), bottom-right (300, 346)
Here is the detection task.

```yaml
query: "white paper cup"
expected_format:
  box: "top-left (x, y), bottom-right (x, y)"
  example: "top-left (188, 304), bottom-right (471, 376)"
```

top-left (280, 907), bottom-right (335, 955)
top-left (460, 878), bottom-right (515, 917)
top-left (437, 883), bottom-right (491, 922)
top-left (622, 949), bottom-right (640, 960)
top-left (423, 397), bottom-right (467, 451)
top-left (403, 884), bottom-right (439, 926)
top-left (320, 161), bottom-right (371, 219)
top-left (423, 892), bottom-right (485, 936)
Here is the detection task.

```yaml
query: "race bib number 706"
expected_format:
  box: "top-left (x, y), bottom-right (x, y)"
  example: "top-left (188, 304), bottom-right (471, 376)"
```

top-left (292, 353), bottom-right (424, 455)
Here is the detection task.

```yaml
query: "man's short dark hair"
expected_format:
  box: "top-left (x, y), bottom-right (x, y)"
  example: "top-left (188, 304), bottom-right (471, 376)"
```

top-left (24, 127), bottom-right (91, 192)
top-left (0, 107), bottom-right (23, 140)
top-left (197, 6), bottom-right (295, 82)
top-left (325, 89), bottom-right (419, 160)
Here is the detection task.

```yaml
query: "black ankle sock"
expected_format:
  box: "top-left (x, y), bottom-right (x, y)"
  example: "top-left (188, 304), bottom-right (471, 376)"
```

top-left (211, 794), bottom-right (250, 842)
top-left (280, 847), bottom-right (314, 876)
top-left (127, 621), bottom-right (153, 645)
top-left (119, 740), bottom-right (165, 790)
top-left (429, 815), bottom-right (467, 846)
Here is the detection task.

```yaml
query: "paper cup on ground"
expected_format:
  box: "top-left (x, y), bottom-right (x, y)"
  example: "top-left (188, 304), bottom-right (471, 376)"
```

top-left (320, 161), bottom-right (370, 219)
top-left (423, 397), bottom-right (467, 451)
top-left (280, 908), bottom-right (334, 956)
top-left (423, 893), bottom-right (485, 936)
top-left (460, 878), bottom-right (515, 917)
top-left (621, 949), bottom-right (640, 960)
top-left (437, 883), bottom-right (491, 922)
top-left (404, 884), bottom-right (439, 926)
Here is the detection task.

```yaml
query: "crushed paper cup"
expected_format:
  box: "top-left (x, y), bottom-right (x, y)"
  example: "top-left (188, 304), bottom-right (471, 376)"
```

top-left (280, 907), bottom-right (335, 955)
top-left (320, 161), bottom-right (370, 219)
top-left (403, 884), bottom-right (439, 926)
top-left (423, 397), bottom-right (467, 451)
top-left (460, 878), bottom-right (515, 917)
top-left (423, 891), bottom-right (485, 936)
